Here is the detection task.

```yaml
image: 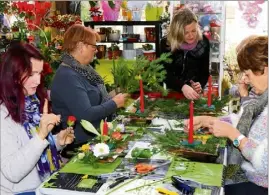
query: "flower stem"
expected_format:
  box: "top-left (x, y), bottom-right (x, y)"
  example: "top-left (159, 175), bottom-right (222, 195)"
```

top-left (125, 177), bottom-right (170, 192)
top-left (104, 176), bottom-right (138, 195)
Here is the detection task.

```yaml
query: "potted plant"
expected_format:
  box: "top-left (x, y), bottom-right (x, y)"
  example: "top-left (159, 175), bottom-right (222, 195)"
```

top-left (101, 0), bottom-right (122, 21)
top-left (145, 2), bottom-right (163, 21)
top-left (107, 43), bottom-right (122, 60)
top-left (111, 58), bottom-right (130, 93)
top-left (142, 44), bottom-right (156, 61)
top-left (127, 53), bottom-right (172, 98)
top-left (89, 1), bottom-right (103, 21)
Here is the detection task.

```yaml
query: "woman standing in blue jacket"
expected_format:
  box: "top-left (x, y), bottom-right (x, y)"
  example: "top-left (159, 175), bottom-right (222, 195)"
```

top-left (161, 8), bottom-right (210, 100)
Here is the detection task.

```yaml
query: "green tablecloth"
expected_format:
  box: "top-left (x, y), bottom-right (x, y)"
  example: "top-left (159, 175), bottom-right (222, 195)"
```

top-left (60, 157), bottom-right (123, 176)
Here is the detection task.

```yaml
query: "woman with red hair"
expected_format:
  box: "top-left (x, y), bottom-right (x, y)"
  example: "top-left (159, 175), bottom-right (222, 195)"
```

top-left (0, 43), bottom-right (75, 194)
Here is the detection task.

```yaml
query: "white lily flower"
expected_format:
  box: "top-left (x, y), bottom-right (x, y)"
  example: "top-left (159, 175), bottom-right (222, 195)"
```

top-left (93, 143), bottom-right (110, 157)
top-left (78, 152), bottom-right (85, 160)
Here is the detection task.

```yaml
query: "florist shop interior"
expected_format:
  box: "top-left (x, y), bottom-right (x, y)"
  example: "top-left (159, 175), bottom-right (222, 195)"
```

top-left (0, 1), bottom-right (268, 195)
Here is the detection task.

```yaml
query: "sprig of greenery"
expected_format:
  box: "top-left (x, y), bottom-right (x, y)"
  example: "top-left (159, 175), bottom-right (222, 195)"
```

top-left (148, 129), bottom-right (227, 155)
top-left (144, 95), bottom-right (231, 117)
top-left (126, 53), bottom-right (172, 95)
top-left (111, 58), bottom-right (130, 92)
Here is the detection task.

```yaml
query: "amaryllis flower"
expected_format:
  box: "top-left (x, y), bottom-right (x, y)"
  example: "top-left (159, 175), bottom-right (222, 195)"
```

top-left (111, 131), bottom-right (122, 140)
top-left (93, 143), bottom-right (110, 157)
top-left (67, 116), bottom-right (76, 127)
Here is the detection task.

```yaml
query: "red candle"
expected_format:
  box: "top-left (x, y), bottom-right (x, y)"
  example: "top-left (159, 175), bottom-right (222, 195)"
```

top-left (207, 75), bottom-right (212, 107)
top-left (103, 120), bottom-right (108, 136)
top-left (140, 79), bottom-right (144, 113)
top-left (188, 101), bottom-right (194, 144)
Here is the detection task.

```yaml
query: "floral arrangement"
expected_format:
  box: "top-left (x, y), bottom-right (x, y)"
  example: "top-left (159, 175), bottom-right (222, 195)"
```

top-left (142, 44), bottom-right (154, 51)
top-left (44, 15), bottom-right (82, 30)
top-left (49, 35), bottom-right (64, 52)
top-left (6, 1), bottom-right (51, 31)
top-left (89, 7), bottom-right (103, 21)
top-left (77, 120), bottom-right (132, 167)
top-left (67, 116), bottom-right (77, 127)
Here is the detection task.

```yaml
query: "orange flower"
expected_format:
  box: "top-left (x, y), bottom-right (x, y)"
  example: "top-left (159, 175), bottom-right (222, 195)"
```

top-left (111, 132), bottom-right (122, 140)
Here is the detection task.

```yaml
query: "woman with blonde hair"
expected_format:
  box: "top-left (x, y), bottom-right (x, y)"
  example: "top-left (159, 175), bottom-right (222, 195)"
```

top-left (185, 35), bottom-right (268, 195)
top-left (50, 24), bottom-right (127, 151)
top-left (161, 8), bottom-right (210, 100)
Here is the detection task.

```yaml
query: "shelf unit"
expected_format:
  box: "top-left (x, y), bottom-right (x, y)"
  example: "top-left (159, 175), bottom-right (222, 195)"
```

top-left (83, 21), bottom-right (162, 57)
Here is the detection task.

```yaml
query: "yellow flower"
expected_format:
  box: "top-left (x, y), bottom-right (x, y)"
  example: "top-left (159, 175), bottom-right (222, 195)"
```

top-left (81, 144), bottom-right (90, 152)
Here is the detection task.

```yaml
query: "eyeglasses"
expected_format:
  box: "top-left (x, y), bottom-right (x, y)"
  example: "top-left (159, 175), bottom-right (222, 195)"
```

top-left (87, 43), bottom-right (97, 50)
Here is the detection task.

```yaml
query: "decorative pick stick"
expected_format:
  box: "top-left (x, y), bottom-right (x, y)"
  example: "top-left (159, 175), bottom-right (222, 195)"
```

top-left (139, 79), bottom-right (144, 113)
top-left (207, 75), bottom-right (212, 107)
top-left (188, 100), bottom-right (194, 144)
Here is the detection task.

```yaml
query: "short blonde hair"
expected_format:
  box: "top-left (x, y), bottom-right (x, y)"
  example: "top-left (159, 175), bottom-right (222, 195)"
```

top-left (236, 35), bottom-right (268, 73)
top-left (63, 24), bottom-right (101, 53)
top-left (167, 8), bottom-right (202, 52)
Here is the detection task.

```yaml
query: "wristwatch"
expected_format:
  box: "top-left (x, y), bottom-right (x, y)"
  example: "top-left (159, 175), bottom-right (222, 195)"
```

top-left (233, 134), bottom-right (245, 147)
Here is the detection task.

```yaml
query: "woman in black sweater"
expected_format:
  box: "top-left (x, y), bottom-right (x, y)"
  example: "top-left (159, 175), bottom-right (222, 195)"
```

top-left (161, 8), bottom-right (210, 100)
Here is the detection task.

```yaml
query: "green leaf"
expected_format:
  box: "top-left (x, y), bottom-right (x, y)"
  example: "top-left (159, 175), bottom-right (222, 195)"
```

top-left (102, 135), bottom-right (110, 142)
top-left (81, 120), bottom-right (100, 136)
top-left (121, 134), bottom-right (129, 141)
top-left (108, 1), bottom-right (115, 9)
top-left (19, 12), bottom-right (25, 18)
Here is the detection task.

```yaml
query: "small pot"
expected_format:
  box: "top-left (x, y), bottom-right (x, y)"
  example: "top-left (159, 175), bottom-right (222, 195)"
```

top-left (121, 33), bottom-right (128, 41)
top-left (107, 50), bottom-right (122, 60)
top-left (144, 27), bottom-right (155, 42)
top-left (92, 15), bottom-right (103, 21)
top-left (98, 33), bottom-right (106, 42)
top-left (96, 45), bottom-right (106, 59)
top-left (143, 50), bottom-right (156, 61)
top-left (108, 30), bottom-right (120, 41)
top-left (99, 27), bottom-right (107, 34)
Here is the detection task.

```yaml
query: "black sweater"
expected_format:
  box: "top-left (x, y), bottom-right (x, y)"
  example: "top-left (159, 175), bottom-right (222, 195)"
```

top-left (160, 35), bottom-right (210, 92)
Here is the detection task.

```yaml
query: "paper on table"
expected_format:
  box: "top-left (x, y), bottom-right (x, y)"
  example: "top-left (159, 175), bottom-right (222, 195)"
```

top-left (96, 179), bottom-right (159, 195)
top-left (167, 120), bottom-right (184, 131)
top-left (151, 118), bottom-right (184, 131)
top-left (151, 118), bottom-right (170, 129)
